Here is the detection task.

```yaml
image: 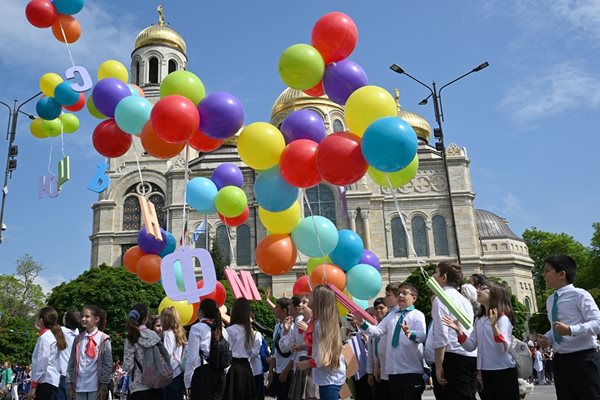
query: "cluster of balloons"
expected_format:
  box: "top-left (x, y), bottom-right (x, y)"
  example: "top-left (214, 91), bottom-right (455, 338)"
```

top-left (25, 0), bottom-right (84, 44)
top-left (122, 227), bottom-right (176, 284)
top-left (186, 162), bottom-right (249, 227)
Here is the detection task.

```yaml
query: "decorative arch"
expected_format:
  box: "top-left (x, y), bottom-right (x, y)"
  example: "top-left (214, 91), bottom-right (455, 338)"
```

top-left (332, 118), bottom-right (344, 133)
top-left (391, 216), bottom-right (408, 257)
top-left (168, 59), bottom-right (178, 74)
top-left (215, 224), bottom-right (231, 266)
top-left (149, 57), bottom-right (159, 84)
top-left (236, 224), bottom-right (252, 266)
top-left (432, 214), bottom-right (450, 256)
top-left (524, 296), bottom-right (532, 316)
top-left (122, 182), bottom-right (166, 231)
top-left (411, 215), bottom-right (429, 257)
top-left (304, 183), bottom-right (337, 225)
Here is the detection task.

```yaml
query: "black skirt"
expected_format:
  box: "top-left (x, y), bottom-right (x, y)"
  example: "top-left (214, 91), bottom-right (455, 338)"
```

top-left (224, 358), bottom-right (255, 400)
top-left (191, 364), bottom-right (226, 400)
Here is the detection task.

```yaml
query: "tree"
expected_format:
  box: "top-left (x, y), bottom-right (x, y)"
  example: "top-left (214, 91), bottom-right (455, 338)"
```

top-left (403, 264), bottom-right (437, 323)
top-left (0, 315), bottom-right (38, 364)
top-left (210, 241), bottom-right (227, 280)
top-left (576, 222), bottom-right (600, 289)
top-left (0, 254), bottom-right (45, 320)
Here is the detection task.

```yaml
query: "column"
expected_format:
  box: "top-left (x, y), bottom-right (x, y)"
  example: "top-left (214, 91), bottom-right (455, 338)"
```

top-left (360, 209), bottom-right (372, 250)
top-left (347, 210), bottom-right (357, 232)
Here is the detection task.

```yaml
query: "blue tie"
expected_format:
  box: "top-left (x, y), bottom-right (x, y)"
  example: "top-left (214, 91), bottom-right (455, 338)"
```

top-left (374, 337), bottom-right (380, 357)
top-left (391, 306), bottom-right (414, 348)
top-left (552, 292), bottom-right (562, 344)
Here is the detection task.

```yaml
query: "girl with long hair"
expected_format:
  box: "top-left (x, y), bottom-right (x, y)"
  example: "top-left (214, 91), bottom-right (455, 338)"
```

top-left (224, 298), bottom-right (261, 400)
top-left (55, 309), bottom-right (80, 400)
top-left (160, 306), bottom-right (187, 400)
top-left (122, 303), bottom-right (164, 400)
top-left (443, 280), bottom-right (519, 399)
top-left (295, 285), bottom-right (346, 400)
top-left (28, 307), bottom-right (67, 400)
top-left (66, 305), bottom-right (113, 400)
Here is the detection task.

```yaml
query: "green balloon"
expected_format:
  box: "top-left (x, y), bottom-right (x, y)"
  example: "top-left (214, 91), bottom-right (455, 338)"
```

top-left (42, 118), bottom-right (63, 137)
top-left (278, 43), bottom-right (325, 90)
top-left (60, 113), bottom-right (80, 133)
top-left (215, 186), bottom-right (247, 218)
top-left (307, 255), bottom-right (331, 275)
top-left (160, 70), bottom-right (206, 105)
top-left (368, 155), bottom-right (419, 188)
top-left (30, 118), bottom-right (47, 139)
top-left (87, 96), bottom-right (106, 119)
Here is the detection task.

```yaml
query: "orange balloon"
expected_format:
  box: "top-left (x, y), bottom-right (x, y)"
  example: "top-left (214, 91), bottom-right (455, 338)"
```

top-left (52, 15), bottom-right (81, 44)
top-left (186, 302), bottom-right (200, 325)
top-left (140, 121), bottom-right (186, 159)
top-left (310, 263), bottom-right (346, 292)
top-left (130, 84), bottom-right (145, 97)
top-left (188, 128), bottom-right (224, 152)
top-left (136, 254), bottom-right (162, 283)
top-left (123, 246), bottom-right (146, 274)
top-left (256, 234), bottom-right (297, 276)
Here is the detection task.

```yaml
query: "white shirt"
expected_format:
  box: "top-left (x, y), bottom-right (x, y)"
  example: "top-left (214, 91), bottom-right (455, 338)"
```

top-left (58, 327), bottom-right (78, 376)
top-left (362, 308), bottom-right (426, 375)
top-left (273, 322), bottom-right (294, 374)
top-left (279, 323), bottom-right (308, 364)
top-left (184, 319), bottom-right (229, 389)
top-left (311, 321), bottom-right (346, 386)
top-left (163, 330), bottom-right (185, 377)
top-left (31, 330), bottom-right (61, 387)
top-left (225, 324), bottom-right (261, 359)
top-left (544, 284), bottom-right (600, 354)
top-left (249, 335), bottom-right (264, 377)
top-left (460, 316), bottom-right (515, 371)
top-left (77, 329), bottom-right (100, 392)
top-left (424, 323), bottom-right (435, 367)
top-left (431, 287), bottom-right (477, 357)
top-left (533, 350), bottom-right (543, 372)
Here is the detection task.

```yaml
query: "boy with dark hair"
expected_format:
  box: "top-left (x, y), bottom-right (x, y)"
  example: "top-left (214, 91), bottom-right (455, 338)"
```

top-left (537, 254), bottom-right (600, 400)
top-left (367, 297), bottom-right (389, 399)
top-left (268, 297), bottom-right (294, 400)
top-left (384, 282), bottom-right (401, 312)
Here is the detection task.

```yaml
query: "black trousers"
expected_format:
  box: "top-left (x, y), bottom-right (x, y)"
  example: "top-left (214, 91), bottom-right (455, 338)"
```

top-left (431, 353), bottom-right (477, 400)
top-left (388, 373), bottom-right (424, 400)
top-left (35, 383), bottom-right (57, 400)
top-left (553, 349), bottom-right (600, 400)
top-left (374, 379), bottom-right (389, 400)
top-left (273, 370), bottom-right (292, 400)
top-left (130, 388), bottom-right (164, 400)
top-left (480, 368), bottom-right (519, 400)
top-left (191, 364), bottom-right (226, 400)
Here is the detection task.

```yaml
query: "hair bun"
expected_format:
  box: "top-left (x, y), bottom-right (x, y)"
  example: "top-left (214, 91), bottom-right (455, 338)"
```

top-left (128, 309), bottom-right (141, 320)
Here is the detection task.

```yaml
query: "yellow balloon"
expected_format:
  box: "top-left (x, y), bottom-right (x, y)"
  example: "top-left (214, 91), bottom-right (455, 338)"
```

top-left (60, 113), bottom-right (80, 134)
top-left (367, 155), bottom-right (419, 188)
top-left (237, 122), bottom-right (285, 170)
top-left (98, 59), bottom-right (129, 83)
top-left (344, 85), bottom-right (398, 137)
top-left (30, 118), bottom-right (47, 139)
top-left (259, 202), bottom-right (302, 234)
top-left (158, 297), bottom-right (195, 327)
top-left (39, 73), bottom-right (63, 98)
top-left (87, 96), bottom-right (106, 119)
top-left (337, 288), bottom-right (352, 317)
top-left (41, 118), bottom-right (63, 137)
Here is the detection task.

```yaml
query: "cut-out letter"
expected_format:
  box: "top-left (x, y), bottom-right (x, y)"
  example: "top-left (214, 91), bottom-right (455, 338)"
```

top-left (57, 156), bottom-right (70, 191)
top-left (137, 194), bottom-right (162, 240)
top-left (328, 284), bottom-right (377, 325)
top-left (87, 162), bottom-right (110, 193)
top-left (225, 268), bottom-right (261, 300)
top-left (38, 175), bottom-right (59, 199)
top-left (65, 66), bottom-right (93, 92)
top-left (161, 246), bottom-right (217, 303)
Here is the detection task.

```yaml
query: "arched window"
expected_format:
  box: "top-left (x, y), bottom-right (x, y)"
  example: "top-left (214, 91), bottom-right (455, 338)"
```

top-left (432, 215), bottom-right (450, 256)
top-left (123, 196), bottom-right (141, 231)
top-left (215, 225), bottom-right (231, 266)
top-left (194, 222), bottom-right (209, 249)
top-left (236, 225), bottom-right (251, 266)
top-left (134, 61), bottom-right (140, 85)
top-left (149, 193), bottom-right (166, 229)
top-left (168, 60), bottom-right (177, 74)
top-left (149, 57), bottom-right (159, 84)
top-left (333, 119), bottom-right (344, 132)
top-left (391, 217), bottom-right (408, 258)
top-left (412, 216), bottom-right (429, 257)
top-left (524, 296), bottom-right (532, 317)
top-left (304, 183), bottom-right (336, 225)
top-left (122, 183), bottom-right (166, 231)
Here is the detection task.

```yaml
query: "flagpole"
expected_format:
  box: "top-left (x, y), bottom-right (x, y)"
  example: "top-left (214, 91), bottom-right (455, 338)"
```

top-left (204, 214), bottom-right (208, 250)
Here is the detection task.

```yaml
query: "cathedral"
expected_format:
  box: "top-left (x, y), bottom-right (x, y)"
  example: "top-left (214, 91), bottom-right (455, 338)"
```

top-left (89, 12), bottom-right (538, 314)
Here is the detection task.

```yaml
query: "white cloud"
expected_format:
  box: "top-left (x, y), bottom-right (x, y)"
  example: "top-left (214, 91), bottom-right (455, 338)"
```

top-left (500, 193), bottom-right (525, 217)
top-left (35, 273), bottom-right (66, 294)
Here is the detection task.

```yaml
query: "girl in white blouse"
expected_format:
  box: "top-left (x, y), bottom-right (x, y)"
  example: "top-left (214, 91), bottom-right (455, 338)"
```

top-left (443, 280), bottom-right (519, 400)
top-left (160, 306), bottom-right (187, 400)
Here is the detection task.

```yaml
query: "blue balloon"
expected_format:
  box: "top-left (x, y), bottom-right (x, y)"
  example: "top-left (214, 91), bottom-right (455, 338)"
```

top-left (330, 229), bottom-right (364, 271)
top-left (54, 82), bottom-right (80, 106)
top-left (53, 0), bottom-right (85, 15)
top-left (254, 167), bottom-right (299, 212)
top-left (353, 297), bottom-right (369, 310)
top-left (361, 117), bottom-right (418, 173)
top-left (280, 109), bottom-right (327, 144)
top-left (211, 162), bottom-right (244, 190)
top-left (36, 97), bottom-right (62, 120)
top-left (128, 84), bottom-right (141, 96)
top-left (346, 263), bottom-right (383, 300)
top-left (359, 249), bottom-right (380, 271)
top-left (160, 260), bottom-right (185, 292)
top-left (291, 216), bottom-right (339, 257)
top-left (137, 227), bottom-right (168, 255)
top-left (186, 177), bottom-right (218, 213)
top-left (114, 95), bottom-right (152, 135)
top-left (159, 231), bottom-right (177, 257)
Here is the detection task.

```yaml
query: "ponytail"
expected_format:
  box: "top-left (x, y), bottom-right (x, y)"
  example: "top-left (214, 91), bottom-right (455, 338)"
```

top-left (126, 304), bottom-right (148, 344)
top-left (38, 307), bottom-right (67, 350)
top-left (199, 299), bottom-right (222, 339)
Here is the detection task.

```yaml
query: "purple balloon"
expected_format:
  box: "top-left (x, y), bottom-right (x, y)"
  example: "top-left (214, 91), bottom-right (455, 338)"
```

top-left (211, 163), bottom-right (244, 190)
top-left (280, 109), bottom-right (326, 144)
top-left (137, 227), bottom-right (168, 255)
top-left (323, 60), bottom-right (368, 106)
top-left (92, 78), bottom-right (131, 118)
top-left (359, 249), bottom-right (380, 271)
top-left (198, 92), bottom-right (244, 139)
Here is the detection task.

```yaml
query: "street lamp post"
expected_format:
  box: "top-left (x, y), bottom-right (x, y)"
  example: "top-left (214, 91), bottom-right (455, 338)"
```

top-left (0, 92), bottom-right (42, 244)
top-left (389, 62), bottom-right (489, 265)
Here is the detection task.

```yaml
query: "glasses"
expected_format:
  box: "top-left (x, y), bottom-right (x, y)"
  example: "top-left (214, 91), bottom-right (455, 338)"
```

top-left (398, 291), bottom-right (417, 297)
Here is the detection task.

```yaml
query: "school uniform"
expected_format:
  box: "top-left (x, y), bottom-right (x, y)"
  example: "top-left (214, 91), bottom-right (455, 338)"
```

top-left (271, 322), bottom-right (294, 400)
top-left (249, 334), bottom-right (265, 400)
top-left (162, 329), bottom-right (185, 400)
top-left (31, 329), bottom-right (61, 400)
top-left (544, 284), bottom-right (600, 400)
top-left (55, 327), bottom-right (78, 400)
top-left (184, 318), bottom-right (229, 400)
top-left (279, 321), bottom-right (318, 400)
top-left (459, 315), bottom-right (518, 400)
top-left (223, 324), bottom-right (261, 400)
top-left (122, 326), bottom-right (163, 400)
top-left (367, 333), bottom-right (390, 399)
top-left (310, 321), bottom-right (346, 400)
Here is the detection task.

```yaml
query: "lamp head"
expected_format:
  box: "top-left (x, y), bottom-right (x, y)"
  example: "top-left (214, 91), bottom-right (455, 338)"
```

top-left (389, 64), bottom-right (405, 74)
top-left (472, 62), bottom-right (489, 72)
top-left (418, 98), bottom-right (428, 106)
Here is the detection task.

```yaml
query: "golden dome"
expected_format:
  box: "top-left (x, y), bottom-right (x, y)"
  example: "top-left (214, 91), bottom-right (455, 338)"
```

top-left (394, 88), bottom-right (432, 142)
top-left (134, 6), bottom-right (186, 53)
top-left (271, 88), bottom-right (331, 117)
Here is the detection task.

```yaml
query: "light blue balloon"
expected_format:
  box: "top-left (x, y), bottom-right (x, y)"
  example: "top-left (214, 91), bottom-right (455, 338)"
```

top-left (361, 116), bottom-right (418, 173)
top-left (330, 229), bottom-right (364, 271)
top-left (346, 263), bottom-right (383, 300)
top-left (53, 0), bottom-right (85, 15)
top-left (54, 82), bottom-right (80, 106)
top-left (114, 95), bottom-right (152, 135)
top-left (186, 177), bottom-right (218, 213)
top-left (161, 260), bottom-right (185, 292)
top-left (291, 216), bottom-right (339, 257)
top-left (352, 297), bottom-right (369, 310)
top-left (36, 97), bottom-right (62, 121)
top-left (159, 231), bottom-right (177, 257)
top-left (254, 167), bottom-right (299, 212)
top-left (128, 84), bottom-right (141, 96)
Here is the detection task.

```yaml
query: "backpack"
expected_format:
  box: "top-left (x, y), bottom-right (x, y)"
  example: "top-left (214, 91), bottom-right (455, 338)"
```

top-left (133, 341), bottom-right (173, 389)
top-left (200, 321), bottom-right (232, 371)
top-left (259, 337), bottom-right (270, 373)
top-left (509, 336), bottom-right (533, 379)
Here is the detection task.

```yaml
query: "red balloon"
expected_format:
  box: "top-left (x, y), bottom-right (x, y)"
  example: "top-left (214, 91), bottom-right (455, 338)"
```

top-left (123, 246), bottom-right (146, 274)
top-left (198, 280), bottom-right (227, 307)
top-left (316, 131), bottom-right (367, 185)
top-left (311, 12), bottom-right (358, 64)
top-left (293, 275), bottom-right (312, 296)
top-left (136, 254), bottom-right (162, 283)
top-left (280, 139), bottom-right (321, 188)
top-left (219, 206), bottom-right (249, 227)
top-left (187, 302), bottom-right (200, 325)
top-left (310, 263), bottom-right (346, 291)
top-left (25, 0), bottom-right (58, 28)
top-left (304, 81), bottom-right (324, 97)
top-left (151, 95), bottom-right (199, 144)
top-left (52, 14), bottom-right (81, 44)
top-left (63, 92), bottom-right (85, 112)
top-left (188, 128), bottom-right (224, 152)
top-left (92, 119), bottom-right (132, 158)
top-left (256, 234), bottom-right (297, 276)
top-left (140, 121), bottom-right (185, 159)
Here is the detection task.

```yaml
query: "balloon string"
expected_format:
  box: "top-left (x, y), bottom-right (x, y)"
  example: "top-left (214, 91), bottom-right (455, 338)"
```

top-left (60, 121), bottom-right (66, 159)
top-left (131, 140), bottom-right (146, 195)
top-left (225, 224), bottom-right (237, 268)
top-left (180, 145), bottom-right (190, 246)
top-left (47, 139), bottom-right (54, 176)
top-left (58, 19), bottom-right (77, 68)
top-left (301, 189), bottom-right (328, 284)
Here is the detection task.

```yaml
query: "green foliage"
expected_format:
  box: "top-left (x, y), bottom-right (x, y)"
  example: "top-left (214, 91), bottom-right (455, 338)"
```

top-left (221, 280), bottom-right (277, 338)
top-left (528, 313), bottom-right (551, 335)
top-left (403, 264), bottom-right (437, 323)
top-left (210, 241), bottom-right (227, 280)
top-left (0, 254), bottom-right (45, 320)
top-left (511, 294), bottom-right (528, 339)
top-left (0, 315), bottom-right (38, 364)
top-left (46, 265), bottom-right (165, 360)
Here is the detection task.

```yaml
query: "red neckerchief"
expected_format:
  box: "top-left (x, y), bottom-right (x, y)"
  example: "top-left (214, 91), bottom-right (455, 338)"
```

top-left (38, 328), bottom-right (49, 337)
top-left (304, 319), bottom-right (314, 357)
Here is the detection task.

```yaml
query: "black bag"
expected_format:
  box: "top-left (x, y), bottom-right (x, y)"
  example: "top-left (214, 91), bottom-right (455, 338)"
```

top-left (200, 321), bottom-right (232, 371)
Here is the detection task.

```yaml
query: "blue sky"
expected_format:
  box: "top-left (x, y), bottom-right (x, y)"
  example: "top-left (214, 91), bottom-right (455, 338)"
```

top-left (0, 0), bottom-right (598, 292)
